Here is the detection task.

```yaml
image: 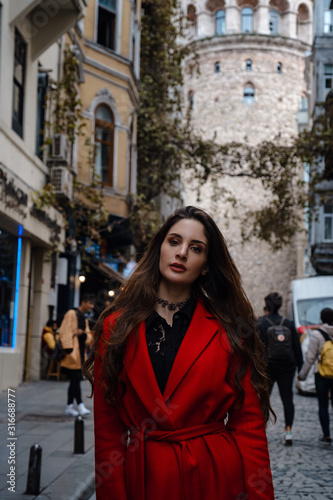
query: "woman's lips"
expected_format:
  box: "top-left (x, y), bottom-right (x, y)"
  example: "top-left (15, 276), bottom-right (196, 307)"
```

top-left (169, 263), bottom-right (186, 272)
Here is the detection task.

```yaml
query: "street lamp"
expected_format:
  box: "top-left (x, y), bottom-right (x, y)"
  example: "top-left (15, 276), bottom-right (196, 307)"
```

top-left (78, 273), bottom-right (86, 283)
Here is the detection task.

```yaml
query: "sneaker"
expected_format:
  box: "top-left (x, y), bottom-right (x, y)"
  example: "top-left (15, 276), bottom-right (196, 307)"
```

top-left (78, 402), bottom-right (90, 416)
top-left (283, 431), bottom-right (293, 446)
top-left (65, 404), bottom-right (79, 417)
top-left (319, 436), bottom-right (331, 446)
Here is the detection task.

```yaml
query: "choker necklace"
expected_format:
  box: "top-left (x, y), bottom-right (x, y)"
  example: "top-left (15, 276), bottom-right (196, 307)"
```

top-left (156, 296), bottom-right (190, 311)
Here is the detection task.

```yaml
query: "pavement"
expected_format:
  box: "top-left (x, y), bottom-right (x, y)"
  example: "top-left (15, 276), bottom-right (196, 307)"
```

top-left (0, 377), bottom-right (332, 500)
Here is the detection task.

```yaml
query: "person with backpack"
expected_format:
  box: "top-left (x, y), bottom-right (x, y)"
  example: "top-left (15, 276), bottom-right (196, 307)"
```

top-left (59, 294), bottom-right (95, 417)
top-left (298, 307), bottom-right (333, 445)
top-left (258, 292), bottom-right (303, 446)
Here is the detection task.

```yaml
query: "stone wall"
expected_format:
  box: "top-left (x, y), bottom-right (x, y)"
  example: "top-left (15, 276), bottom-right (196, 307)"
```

top-left (183, 34), bottom-right (310, 315)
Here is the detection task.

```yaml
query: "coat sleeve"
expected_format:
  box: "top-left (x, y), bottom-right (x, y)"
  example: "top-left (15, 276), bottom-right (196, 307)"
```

top-left (227, 367), bottom-right (275, 500)
top-left (94, 322), bottom-right (128, 500)
top-left (59, 310), bottom-right (77, 349)
top-left (298, 331), bottom-right (321, 380)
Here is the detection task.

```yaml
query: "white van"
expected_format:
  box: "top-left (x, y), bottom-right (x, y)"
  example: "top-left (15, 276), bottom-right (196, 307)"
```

top-left (291, 276), bottom-right (333, 394)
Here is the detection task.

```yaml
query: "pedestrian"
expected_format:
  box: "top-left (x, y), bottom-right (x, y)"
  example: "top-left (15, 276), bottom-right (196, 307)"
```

top-left (84, 206), bottom-right (275, 500)
top-left (298, 307), bottom-right (333, 445)
top-left (59, 294), bottom-right (95, 417)
top-left (41, 319), bottom-right (58, 378)
top-left (258, 292), bottom-right (303, 446)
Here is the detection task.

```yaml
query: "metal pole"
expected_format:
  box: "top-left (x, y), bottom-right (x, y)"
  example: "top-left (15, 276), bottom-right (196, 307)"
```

top-left (74, 415), bottom-right (84, 454)
top-left (26, 444), bottom-right (42, 494)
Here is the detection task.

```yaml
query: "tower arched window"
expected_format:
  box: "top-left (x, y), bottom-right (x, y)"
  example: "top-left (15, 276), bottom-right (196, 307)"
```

top-left (215, 10), bottom-right (225, 35)
top-left (215, 61), bottom-right (220, 73)
top-left (269, 9), bottom-right (279, 34)
top-left (243, 85), bottom-right (255, 103)
top-left (246, 59), bottom-right (252, 71)
top-left (189, 91), bottom-right (194, 110)
top-left (95, 104), bottom-right (114, 186)
top-left (324, 0), bottom-right (333, 33)
top-left (277, 62), bottom-right (282, 73)
top-left (241, 7), bottom-right (253, 33)
top-left (187, 4), bottom-right (197, 24)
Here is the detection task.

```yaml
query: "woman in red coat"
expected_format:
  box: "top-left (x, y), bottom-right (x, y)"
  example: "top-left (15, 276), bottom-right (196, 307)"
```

top-left (84, 206), bottom-right (275, 499)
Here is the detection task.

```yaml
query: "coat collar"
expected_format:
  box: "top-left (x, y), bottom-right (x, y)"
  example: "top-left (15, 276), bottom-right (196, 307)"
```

top-left (123, 300), bottom-right (220, 421)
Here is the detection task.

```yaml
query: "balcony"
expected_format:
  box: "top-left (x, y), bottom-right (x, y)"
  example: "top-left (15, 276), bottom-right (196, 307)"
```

top-left (9, 0), bottom-right (87, 60)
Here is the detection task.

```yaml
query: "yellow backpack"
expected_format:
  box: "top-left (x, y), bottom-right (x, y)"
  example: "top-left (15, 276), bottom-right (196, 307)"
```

top-left (318, 329), bottom-right (333, 379)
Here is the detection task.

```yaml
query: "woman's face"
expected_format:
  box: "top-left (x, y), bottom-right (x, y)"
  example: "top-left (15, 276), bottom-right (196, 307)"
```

top-left (159, 218), bottom-right (209, 289)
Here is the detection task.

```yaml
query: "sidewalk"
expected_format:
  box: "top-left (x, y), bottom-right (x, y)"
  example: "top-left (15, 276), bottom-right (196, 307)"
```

top-left (0, 379), bottom-right (95, 500)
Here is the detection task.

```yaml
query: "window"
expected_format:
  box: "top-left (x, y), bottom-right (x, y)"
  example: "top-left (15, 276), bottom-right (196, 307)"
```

top-left (324, 0), bottom-right (333, 33)
top-left (324, 64), bottom-right (333, 98)
top-left (243, 85), bottom-right (255, 103)
top-left (215, 10), bottom-right (225, 35)
top-left (300, 96), bottom-right (308, 111)
top-left (36, 72), bottom-right (48, 159)
top-left (187, 4), bottom-right (196, 23)
top-left (12, 29), bottom-right (26, 138)
top-left (269, 9), bottom-right (279, 34)
top-left (277, 62), bottom-right (282, 73)
top-left (246, 59), bottom-right (252, 71)
top-left (215, 61), bottom-right (220, 73)
top-left (0, 229), bottom-right (19, 348)
top-left (97, 0), bottom-right (116, 50)
top-left (324, 205), bottom-right (333, 241)
top-left (95, 105), bottom-right (114, 186)
top-left (241, 7), bottom-right (253, 33)
top-left (189, 91), bottom-right (194, 110)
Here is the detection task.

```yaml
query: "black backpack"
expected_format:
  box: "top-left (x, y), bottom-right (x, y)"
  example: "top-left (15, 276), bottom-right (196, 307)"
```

top-left (266, 317), bottom-right (295, 364)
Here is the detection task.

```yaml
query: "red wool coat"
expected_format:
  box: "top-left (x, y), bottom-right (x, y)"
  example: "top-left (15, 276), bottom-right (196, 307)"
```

top-left (94, 300), bottom-right (275, 500)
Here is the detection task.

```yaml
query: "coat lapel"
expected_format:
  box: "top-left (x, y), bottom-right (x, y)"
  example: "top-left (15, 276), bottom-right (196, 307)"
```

top-left (123, 301), bottom-right (220, 420)
top-left (123, 322), bottom-right (174, 425)
top-left (163, 300), bottom-right (220, 400)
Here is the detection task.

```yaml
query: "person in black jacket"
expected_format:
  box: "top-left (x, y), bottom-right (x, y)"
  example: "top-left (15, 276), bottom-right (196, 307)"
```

top-left (258, 292), bottom-right (303, 446)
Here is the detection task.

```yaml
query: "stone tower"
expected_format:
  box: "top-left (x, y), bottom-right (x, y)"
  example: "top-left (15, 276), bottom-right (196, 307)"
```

top-left (182, 0), bottom-right (313, 315)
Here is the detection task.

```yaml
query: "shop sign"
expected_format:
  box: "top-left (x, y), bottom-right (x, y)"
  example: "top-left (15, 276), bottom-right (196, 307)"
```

top-left (30, 204), bottom-right (62, 244)
top-left (0, 165), bottom-right (28, 219)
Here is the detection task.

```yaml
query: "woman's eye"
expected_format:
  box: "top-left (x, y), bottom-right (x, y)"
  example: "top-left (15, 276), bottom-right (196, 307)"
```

top-left (191, 246), bottom-right (201, 253)
top-left (170, 239), bottom-right (179, 246)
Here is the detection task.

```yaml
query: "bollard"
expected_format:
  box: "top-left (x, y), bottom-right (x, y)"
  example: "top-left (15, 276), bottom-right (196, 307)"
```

top-left (74, 415), bottom-right (84, 454)
top-left (26, 444), bottom-right (42, 495)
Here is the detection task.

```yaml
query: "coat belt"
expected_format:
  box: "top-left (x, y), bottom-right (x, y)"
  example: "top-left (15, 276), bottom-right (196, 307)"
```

top-left (127, 421), bottom-right (226, 500)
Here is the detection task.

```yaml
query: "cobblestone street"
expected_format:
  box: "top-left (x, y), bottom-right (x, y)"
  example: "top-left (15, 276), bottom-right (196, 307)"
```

top-left (267, 385), bottom-right (333, 499)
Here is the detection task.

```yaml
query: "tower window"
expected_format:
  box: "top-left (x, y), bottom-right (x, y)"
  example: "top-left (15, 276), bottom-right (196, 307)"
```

top-left (215, 62), bottom-right (220, 73)
top-left (243, 85), bottom-right (255, 103)
top-left (277, 62), bottom-right (282, 73)
top-left (269, 9), bottom-right (279, 35)
top-left (246, 59), bottom-right (252, 71)
top-left (189, 91), bottom-right (194, 110)
top-left (215, 10), bottom-right (225, 35)
top-left (242, 7), bottom-right (253, 33)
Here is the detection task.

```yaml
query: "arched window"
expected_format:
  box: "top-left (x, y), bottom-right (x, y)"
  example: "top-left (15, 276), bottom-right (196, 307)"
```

top-left (215, 10), bottom-right (225, 35)
top-left (187, 4), bottom-right (196, 24)
top-left (246, 59), bottom-right (252, 71)
top-left (95, 104), bottom-right (114, 186)
top-left (215, 61), bottom-right (220, 73)
top-left (277, 62), bottom-right (282, 73)
top-left (243, 85), bottom-right (255, 103)
top-left (324, 0), bottom-right (333, 33)
top-left (269, 9), bottom-right (279, 34)
top-left (189, 91), bottom-right (194, 110)
top-left (241, 7), bottom-right (253, 33)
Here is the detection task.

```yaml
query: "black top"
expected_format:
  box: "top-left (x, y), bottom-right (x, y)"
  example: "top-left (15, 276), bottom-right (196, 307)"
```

top-left (76, 309), bottom-right (87, 365)
top-left (146, 297), bottom-right (196, 394)
top-left (257, 313), bottom-right (303, 370)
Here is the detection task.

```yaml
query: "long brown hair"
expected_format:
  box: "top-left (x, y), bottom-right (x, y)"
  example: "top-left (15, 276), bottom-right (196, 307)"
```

top-left (84, 206), bottom-right (274, 423)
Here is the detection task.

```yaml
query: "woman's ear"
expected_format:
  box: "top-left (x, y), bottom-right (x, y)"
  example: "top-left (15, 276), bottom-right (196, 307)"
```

top-left (201, 267), bottom-right (209, 276)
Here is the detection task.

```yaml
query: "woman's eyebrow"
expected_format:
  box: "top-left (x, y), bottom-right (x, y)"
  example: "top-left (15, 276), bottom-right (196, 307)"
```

top-left (169, 233), bottom-right (207, 247)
